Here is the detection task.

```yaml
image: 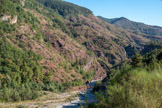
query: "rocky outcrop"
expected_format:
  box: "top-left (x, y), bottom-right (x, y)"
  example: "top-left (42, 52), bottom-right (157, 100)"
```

top-left (0, 15), bottom-right (11, 21)
top-left (0, 15), bottom-right (17, 24)
top-left (20, 0), bottom-right (25, 6)
top-left (84, 58), bottom-right (94, 71)
top-left (10, 16), bottom-right (17, 24)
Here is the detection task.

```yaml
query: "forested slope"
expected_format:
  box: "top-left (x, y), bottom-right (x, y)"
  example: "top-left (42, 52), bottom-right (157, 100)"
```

top-left (0, 0), bottom-right (161, 102)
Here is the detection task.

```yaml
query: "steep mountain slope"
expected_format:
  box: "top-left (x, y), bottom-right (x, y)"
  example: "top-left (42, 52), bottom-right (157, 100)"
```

top-left (0, 0), bottom-right (158, 102)
top-left (0, 0), bottom-right (106, 90)
top-left (98, 16), bottom-right (162, 41)
top-left (0, 0), bottom-right (151, 83)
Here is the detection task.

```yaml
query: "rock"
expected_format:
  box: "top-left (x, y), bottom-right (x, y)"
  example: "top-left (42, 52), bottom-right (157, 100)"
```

top-left (20, 0), bottom-right (25, 7)
top-left (0, 15), bottom-right (11, 21)
top-left (0, 15), bottom-right (17, 24)
top-left (10, 16), bottom-right (17, 24)
top-left (56, 39), bottom-right (65, 48)
top-left (83, 58), bottom-right (94, 71)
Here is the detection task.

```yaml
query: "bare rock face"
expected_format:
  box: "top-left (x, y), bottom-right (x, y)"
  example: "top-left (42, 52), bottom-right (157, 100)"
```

top-left (0, 15), bottom-right (11, 21)
top-left (0, 15), bottom-right (17, 24)
top-left (20, 0), bottom-right (25, 6)
top-left (10, 16), bottom-right (17, 24)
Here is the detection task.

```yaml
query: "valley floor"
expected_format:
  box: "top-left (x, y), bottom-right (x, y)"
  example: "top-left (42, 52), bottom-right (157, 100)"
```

top-left (0, 81), bottom-right (98, 108)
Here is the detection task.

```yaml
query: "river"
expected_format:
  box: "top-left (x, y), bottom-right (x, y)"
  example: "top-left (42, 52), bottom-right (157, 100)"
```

top-left (56, 80), bottom-right (98, 108)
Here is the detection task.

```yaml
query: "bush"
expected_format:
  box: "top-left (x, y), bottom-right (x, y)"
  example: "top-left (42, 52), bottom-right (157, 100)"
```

top-left (92, 81), bottom-right (102, 92)
top-left (0, 85), bottom-right (41, 102)
top-left (89, 66), bottom-right (162, 108)
top-left (52, 18), bottom-right (70, 34)
top-left (89, 49), bottom-right (162, 108)
top-left (0, 0), bottom-right (16, 16)
top-left (71, 79), bottom-right (82, 86)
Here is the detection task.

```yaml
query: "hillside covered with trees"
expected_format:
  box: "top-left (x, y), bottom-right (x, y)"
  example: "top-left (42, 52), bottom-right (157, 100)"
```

top-left (0, 0), bottom-right (161, 106)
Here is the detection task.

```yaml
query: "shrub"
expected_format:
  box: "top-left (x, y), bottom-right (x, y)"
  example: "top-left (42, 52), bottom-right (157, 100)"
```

top-left (0, 85), bottom-right (41, 102)
top-left (89, 67), bottom-right (162, 108)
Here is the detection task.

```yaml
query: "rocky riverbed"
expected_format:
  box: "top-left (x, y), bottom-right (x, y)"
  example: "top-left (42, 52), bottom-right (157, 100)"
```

top-left (0, 80), bottom-right (98, 108)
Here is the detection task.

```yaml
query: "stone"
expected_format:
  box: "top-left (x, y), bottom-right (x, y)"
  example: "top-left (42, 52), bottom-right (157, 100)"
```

top-left (20, 0), bottom-right (25, 7)
top-left (0, 15), bottom-right (11, 21)
top-left (10, 16), bottom-right (17, 24)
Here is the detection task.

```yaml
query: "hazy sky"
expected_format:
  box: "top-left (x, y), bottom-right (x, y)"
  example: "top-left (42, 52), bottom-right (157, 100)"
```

top-left (64, 0), bottom-right (162, 27)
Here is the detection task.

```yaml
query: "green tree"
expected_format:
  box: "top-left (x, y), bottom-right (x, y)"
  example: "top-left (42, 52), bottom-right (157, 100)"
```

top-left (131, 53), bottom-right (143, 68)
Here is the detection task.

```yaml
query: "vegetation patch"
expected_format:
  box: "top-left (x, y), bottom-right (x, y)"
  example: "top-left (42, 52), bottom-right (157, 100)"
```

top-left (88, 49), bottom-right (162, 108)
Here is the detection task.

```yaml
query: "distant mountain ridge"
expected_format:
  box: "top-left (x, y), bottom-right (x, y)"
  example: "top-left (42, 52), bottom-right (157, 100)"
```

top-left (98, 16), bottom-right (162, 41)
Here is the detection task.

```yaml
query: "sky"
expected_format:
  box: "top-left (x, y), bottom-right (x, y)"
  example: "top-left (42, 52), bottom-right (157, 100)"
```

top-left (64, 0), bottom-right (162, 27)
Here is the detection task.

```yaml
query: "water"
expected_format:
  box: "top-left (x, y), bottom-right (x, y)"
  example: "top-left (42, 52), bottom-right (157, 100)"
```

top-left (57, 80), bottom-right (98, 108)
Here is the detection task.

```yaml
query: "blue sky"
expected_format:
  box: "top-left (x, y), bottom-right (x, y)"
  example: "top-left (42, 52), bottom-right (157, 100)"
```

top-left (64, 0), bottom-right (162, 27)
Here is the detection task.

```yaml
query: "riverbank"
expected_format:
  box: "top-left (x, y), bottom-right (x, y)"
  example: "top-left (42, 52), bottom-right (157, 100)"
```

top-left (0, 80), bottom-right (98, 108)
